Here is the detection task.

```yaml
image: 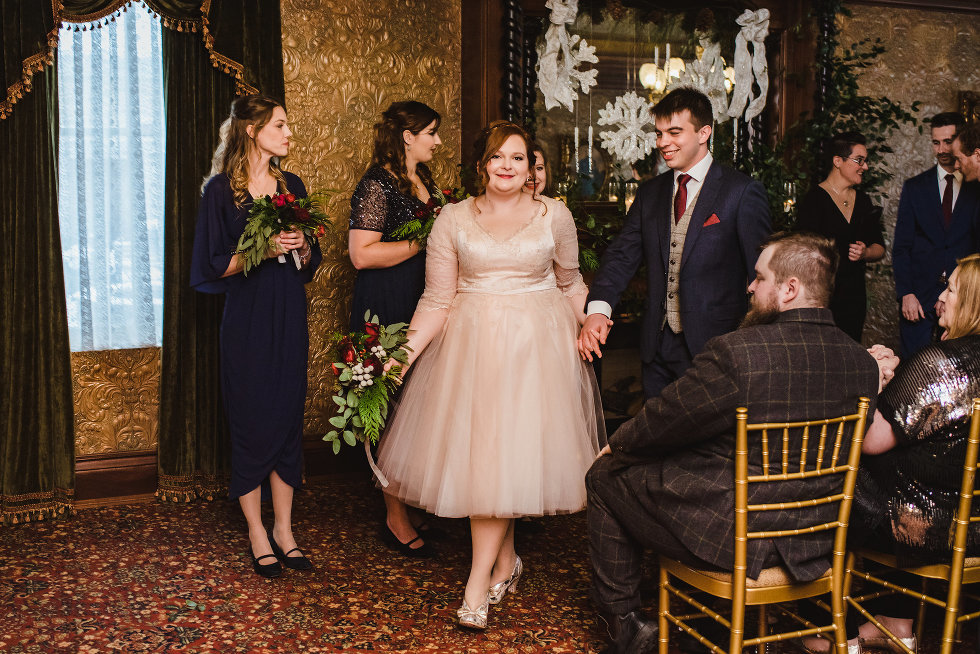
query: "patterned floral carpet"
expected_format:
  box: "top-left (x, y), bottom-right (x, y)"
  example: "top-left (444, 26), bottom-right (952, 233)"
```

top-left (1, 475), bottom-right (977, 653)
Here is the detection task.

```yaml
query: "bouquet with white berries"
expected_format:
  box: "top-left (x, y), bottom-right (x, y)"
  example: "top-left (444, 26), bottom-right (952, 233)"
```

top-left (323, 311), bottom-right (411, 454)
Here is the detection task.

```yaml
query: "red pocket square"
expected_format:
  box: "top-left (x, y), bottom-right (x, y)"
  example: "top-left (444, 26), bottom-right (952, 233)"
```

top-left (703, 214), bottom-right (721, 227)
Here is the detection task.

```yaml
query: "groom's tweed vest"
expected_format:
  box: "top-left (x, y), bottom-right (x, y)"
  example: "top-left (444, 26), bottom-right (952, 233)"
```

top-left (665, 188), bottom-right (702, 333)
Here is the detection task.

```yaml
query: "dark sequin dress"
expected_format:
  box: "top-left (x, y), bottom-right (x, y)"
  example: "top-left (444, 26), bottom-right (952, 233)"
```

top-left (348, 165), bottom-right (436, 330)
top-left (855, 335), bottom-right (980, 563)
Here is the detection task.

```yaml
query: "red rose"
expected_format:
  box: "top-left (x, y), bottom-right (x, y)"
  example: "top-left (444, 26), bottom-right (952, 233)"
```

top-left (316, 224), bottom-right (326, 238)
top-left (294, 207), bottom-right (310, 221)
top-left (414, 209), bottom-right (427, 219)
top-left (283, 193), bottom-right (296, 203)
top-left (273, 194), bottom-right (287, 208)
top-left (364, 322), bottom-right (380, 337)
top-left (331, 363), bottom-right (341, 376)
top-left (442, 189), bottom-right (451, 196)
top-left (337, 338), bottom-right (357, 364)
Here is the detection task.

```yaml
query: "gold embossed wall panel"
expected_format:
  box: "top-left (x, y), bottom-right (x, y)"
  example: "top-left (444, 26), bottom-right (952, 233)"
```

top-left (839, 6), bottom-right (980, 347)
top-left (72, 348), bottom-right (160, 455)
top-left (280, 0), bottom-right (462, 433)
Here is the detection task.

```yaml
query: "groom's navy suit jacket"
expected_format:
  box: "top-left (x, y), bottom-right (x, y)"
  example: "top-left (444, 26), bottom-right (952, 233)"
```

top-left (588, 161), bottom-right (771, 362)
top-left (893, 167), bottom-right (980, 310)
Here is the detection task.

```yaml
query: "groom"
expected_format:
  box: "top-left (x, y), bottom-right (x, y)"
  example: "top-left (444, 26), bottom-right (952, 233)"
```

top-left (577, 87), bottom-right (771, 398)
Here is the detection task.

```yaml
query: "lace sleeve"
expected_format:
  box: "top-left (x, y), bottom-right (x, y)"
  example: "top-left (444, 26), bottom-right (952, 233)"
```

top-left (415, 204), bottom-right (458, 312)
top-left (550, 199), bottom-right (588, 297)
top-left (349, 179), bottom-right (386, 232)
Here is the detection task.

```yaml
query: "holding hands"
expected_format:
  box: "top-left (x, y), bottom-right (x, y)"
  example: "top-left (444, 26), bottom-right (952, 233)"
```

top-left (868, 344), bottom-right (900, 392)
top-left (577, 314), bottom-right (614, 361)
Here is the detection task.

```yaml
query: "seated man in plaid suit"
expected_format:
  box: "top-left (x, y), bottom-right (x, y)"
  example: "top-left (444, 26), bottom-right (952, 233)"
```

top-left (586, 232), bottom-right (881, 654)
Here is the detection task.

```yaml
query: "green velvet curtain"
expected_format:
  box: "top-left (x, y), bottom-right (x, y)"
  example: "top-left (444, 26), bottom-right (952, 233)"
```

top-left (0, 0), bottom-right (75, 525)
top-left (156, 1), bottom-right (285, 502)
top-left (0, 0), bottom-right (286, 521)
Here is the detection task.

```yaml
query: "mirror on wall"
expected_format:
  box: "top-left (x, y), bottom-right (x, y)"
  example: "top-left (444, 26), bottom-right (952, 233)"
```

top-left (530, 5), bottom-right (754, 203)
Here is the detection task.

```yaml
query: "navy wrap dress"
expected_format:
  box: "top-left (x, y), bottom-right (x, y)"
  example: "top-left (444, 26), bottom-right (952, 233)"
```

top-left (190, 171), bottom-right (322, 499)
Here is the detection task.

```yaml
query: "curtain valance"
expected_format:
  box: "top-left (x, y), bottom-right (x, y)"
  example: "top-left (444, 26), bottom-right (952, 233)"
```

top-left (2, 0), bottom-right (281, 120)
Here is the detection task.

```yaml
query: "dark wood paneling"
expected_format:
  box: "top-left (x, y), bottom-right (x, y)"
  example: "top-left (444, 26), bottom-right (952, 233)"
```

top-left (846, 0), bottom-right (980, 14)
top-left (75, 452), bottom-right (159, 502)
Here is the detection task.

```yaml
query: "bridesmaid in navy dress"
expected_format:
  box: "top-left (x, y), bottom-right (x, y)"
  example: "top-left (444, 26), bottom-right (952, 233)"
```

top-left (348, 101), bottom-right (442, 557)
top-left (191, 94), bottom-right (322, 578)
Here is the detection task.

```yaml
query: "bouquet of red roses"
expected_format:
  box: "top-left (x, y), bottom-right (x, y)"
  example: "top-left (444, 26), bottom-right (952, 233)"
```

top-left (390, 187), bottom-right (468, 249)
top-left (324, 311), bottom-right (411, 455)
top-left (236, 191), bottom-right (333, 276)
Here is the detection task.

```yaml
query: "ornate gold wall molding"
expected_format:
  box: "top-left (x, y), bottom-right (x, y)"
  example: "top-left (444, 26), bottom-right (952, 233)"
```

top-left (71, 348), bottom-right (160, 455)
top-left (839, 6), bottom-right (980, 347)
top-left (280, 0), bottom-right (462, 434)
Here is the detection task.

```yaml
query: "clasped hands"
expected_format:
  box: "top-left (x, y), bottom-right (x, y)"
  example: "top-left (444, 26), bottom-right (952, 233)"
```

top-left (577, 313), bottom-right (614, 362)
top-left (868, 344), bottom-right (900, 392)
top-left (269, 227), bottom-right (308, 258)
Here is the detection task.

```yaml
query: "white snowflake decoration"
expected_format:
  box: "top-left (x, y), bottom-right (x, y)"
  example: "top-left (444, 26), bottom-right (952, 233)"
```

top-left (668, 36), bottom-right (731, 124)
top-left (536, 0), bottom-right (598, 112)
top-left (597, 91), bottom-right (658, 165)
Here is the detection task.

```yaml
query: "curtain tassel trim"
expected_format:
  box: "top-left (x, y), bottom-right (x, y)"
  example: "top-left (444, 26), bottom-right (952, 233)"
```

top-left (155, 473), bottom-right (224, 503)
top-left (1, 489), bottom-right (74, 526)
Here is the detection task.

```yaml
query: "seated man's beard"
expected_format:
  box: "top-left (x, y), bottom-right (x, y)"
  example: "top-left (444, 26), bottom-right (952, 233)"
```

top-left (740, 296), bottom-right (780, 328)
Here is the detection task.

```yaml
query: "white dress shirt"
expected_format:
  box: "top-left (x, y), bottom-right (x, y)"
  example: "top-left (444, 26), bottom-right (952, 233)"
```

top-left (937, 165), bottom-right (961, 209)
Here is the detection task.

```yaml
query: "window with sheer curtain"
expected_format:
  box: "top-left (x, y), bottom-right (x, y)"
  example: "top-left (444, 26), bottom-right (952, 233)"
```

top-left (57, 10), bottom-right (166, 351)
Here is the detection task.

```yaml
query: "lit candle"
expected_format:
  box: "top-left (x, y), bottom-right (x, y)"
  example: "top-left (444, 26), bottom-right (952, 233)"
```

top-left (654, 46), bottom-right (659, 68)
top-left (665, 43), bottom-right (670, 80)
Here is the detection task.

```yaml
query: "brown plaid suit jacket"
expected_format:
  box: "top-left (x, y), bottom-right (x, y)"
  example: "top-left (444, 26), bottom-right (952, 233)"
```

top-left (607, 307), bottom-right (880, 581)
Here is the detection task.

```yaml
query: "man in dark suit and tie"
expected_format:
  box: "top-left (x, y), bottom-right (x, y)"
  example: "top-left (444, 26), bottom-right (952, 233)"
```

top-left (577, 87), bottom-right (771, 398)
top-left (893, 112), bottom-right (980, 357)
top-left (586, 232), bottom-right (881, 653)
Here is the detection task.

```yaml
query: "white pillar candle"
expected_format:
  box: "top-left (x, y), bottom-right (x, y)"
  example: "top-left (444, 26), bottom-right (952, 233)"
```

top-left (573, 126), bottom-right (579, 174)
top-left (654, 46), bottom-right (659, 68)
top-left (588, 125), bottom-right (594, 173)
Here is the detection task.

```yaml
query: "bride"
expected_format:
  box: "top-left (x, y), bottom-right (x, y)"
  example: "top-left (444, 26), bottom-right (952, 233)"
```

top-left (375, 120), bottom-right (604, 630)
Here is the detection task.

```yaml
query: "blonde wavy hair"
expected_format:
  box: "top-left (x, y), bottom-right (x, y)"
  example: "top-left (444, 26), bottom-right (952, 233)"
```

top-left (202, 94), bottom-right (288, 206)
top-left (944, 253), bottom-right (980, 340)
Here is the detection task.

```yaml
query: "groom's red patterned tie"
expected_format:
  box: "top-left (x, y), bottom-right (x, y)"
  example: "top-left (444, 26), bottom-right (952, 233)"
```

top-left (674, 173), bottom-right (692, 224)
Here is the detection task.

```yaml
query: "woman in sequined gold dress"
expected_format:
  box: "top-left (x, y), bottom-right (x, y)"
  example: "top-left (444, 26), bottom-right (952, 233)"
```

top-left (803, 253), bottom-right (980, 653)
top-left (375, 121), bottom-right (604, 630)
top-left (348, 101), bottom-right (443, 558)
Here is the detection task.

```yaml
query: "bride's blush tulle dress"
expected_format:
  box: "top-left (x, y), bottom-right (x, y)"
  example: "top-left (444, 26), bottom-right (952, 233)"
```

top-left (376, 196), bottom-right (605, 518)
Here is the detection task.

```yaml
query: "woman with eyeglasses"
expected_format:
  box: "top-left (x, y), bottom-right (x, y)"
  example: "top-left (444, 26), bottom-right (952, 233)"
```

top-left (796, 131), bottom-right (885, 342)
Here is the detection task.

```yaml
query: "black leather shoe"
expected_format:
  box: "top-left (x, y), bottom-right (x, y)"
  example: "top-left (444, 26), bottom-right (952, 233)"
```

top-left (602, 610), bottom-right (659, 654)
top-left (250, 550), bottom-right (283, 579)
top-left (269, 532), bottom-right (313, 571)
top-left (380, 524), bottom-right (435, 558)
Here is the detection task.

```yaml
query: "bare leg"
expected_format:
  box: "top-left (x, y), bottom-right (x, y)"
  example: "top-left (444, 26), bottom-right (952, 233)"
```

top-left (465, 517), bottom-right (511, 609)
top-left (239, 485), bottom-right (273, 557)
top-left (859, 616), bottom-right (915, 640)
top-left (384, 492), bottom-right (425, 549)
top-left (489, 519), bottom-right (517, 586)
top-left (269, 470), bottom-right (302, 557)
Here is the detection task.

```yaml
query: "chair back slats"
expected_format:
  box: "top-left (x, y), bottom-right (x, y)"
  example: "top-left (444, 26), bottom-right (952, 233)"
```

top-left (944, 399), bottom-right (980, 622)
top-left (736, 399), bottom-right (871, 548)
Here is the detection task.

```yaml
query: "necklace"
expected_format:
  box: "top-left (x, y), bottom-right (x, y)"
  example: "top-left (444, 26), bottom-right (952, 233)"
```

top-left (826, 183), bottom-right (851, 208)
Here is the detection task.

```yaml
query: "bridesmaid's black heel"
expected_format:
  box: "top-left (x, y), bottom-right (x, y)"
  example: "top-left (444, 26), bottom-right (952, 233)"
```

top-left (380, 524), bottom-right (435, 558)
top-left (269, 532), bottom-right (313, 571)
top-left (250, 550), bottom-right (283, 579)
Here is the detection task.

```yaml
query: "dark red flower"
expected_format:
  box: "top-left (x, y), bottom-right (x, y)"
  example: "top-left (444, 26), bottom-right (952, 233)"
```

top-left (316, 224), bottom-right (326, 238)
top-left (331, 363), bottom-right (341, 376)
top-left (414, 209), bottom-right (427, 219)
top-left (364, 322), bottom-right (380, 337)
top-left (337, 338), bottom-right (357, 364)
top-left (283, 193), bottom-right (296, 204)
top-left (294, 207), bottom-right (310, 221)
top-left (273, 194), bottom-right (287, 208)
top-left (442, 189), bottom-right (452, 196)
top-left (426, 198), bottom-right (437, 209)
top-left (364, 354), bottom-right (383, 375)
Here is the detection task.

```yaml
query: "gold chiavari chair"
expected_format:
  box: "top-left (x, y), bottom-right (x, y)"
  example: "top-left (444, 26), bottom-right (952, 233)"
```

top-left (658, 398), bottom-right (871, 654)
top-left (845, 398), bottom-right (980, 654)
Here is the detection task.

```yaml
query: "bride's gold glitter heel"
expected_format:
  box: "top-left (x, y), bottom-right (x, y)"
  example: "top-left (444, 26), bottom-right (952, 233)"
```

top-left (488, 555), bottom-right (523, 604)
top-left (457, 593), bottom-right (490, 630)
